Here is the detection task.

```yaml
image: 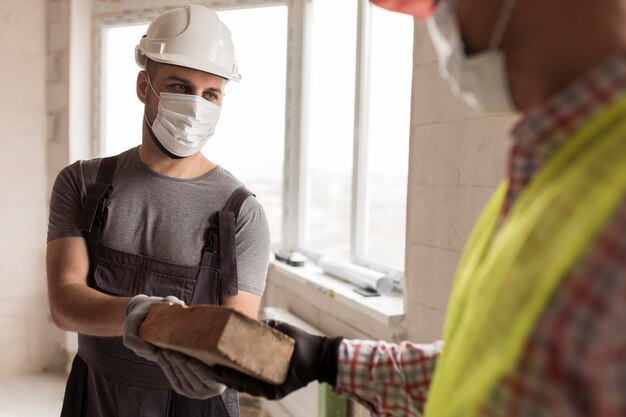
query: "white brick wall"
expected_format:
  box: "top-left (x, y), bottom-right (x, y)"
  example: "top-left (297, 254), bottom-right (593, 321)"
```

top-left (47, 0), bottom-right (71, 188)
top-left (0, 0), bottom-right (65, 375)
top-left (403, 21), bottom-right (515, 342)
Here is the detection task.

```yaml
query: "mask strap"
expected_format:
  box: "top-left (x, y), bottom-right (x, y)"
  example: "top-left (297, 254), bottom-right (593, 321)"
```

top-left (146, 75), bottom-right (160, 100)
top-left (143, 112), bottom-right (153, 128)
top-left (488, 0), bottom-right (517, 49)
top-left (144, 75), bottom-right (159, 128)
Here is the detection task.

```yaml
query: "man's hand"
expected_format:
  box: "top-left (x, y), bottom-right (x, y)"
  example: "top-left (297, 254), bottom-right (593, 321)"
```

top-left (159, 351), bottom-right (226, 399)
top-left (123, 294), bottom-right (226, 399)
top-left (123, 294), bottom-right (184, 362)
top-left (209, 320), bottom-right (343, 399)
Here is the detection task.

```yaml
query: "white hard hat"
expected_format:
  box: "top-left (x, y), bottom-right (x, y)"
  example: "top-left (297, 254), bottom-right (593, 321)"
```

top-left (135, 4), bottom-right (241, 82)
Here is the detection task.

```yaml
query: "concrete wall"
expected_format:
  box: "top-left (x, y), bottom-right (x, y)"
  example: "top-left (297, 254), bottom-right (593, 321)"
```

top-left (0, 0), bottom-right (65, 375)
top-left (403, 21), bottom-right (515, 342)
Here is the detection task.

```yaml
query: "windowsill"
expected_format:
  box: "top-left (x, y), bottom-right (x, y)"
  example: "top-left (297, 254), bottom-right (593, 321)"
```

top-left (266, 260), bottom-right (405, 339)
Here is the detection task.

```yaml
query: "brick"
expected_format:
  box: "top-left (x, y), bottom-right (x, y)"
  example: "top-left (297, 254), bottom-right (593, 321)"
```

top-left (139, 303), bottom-right (295, 385)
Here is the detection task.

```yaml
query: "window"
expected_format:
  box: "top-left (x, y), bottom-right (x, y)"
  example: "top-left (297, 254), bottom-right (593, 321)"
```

top-left (102, 23), bottom-right (148, 157)
top-left (99, 5), bottom-right (288, 247)
top-left (203, 7), bottom-right (287, 246)
top-left (360, 4), bottom-right (412, 270)
top-left (300, 0), bottom-right (358, 259)
top-left (97, 0), bottom-right (412, 281)
top-left (293, 0), bottom-right (413, 275)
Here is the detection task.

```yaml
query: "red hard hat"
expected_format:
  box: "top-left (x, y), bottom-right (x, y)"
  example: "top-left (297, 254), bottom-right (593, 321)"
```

top-left (369, 0), bottom-right (436, 18)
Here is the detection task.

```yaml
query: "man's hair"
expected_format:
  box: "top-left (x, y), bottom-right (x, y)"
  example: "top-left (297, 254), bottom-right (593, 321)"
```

top-left (145, 59), bottom-right (162, 81)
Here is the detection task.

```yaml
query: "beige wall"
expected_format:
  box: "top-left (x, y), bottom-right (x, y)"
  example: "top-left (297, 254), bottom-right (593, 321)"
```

top-left (48, 0), bottom-right (72, 185)
top-left (0, 0), bottom-right (65, 375)
top-left (403, 21), bottom-right (515, 342)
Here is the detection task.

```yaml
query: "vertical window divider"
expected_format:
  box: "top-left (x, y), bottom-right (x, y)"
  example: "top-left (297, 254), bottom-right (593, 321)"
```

top-left (351, 0), bottom-right (372, 264)
top-left (283, 0), bottom-right (310, 252)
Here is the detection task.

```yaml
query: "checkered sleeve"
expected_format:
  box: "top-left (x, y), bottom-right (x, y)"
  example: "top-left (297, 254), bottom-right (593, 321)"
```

top-left (334, 339), bottom-right (443, 416)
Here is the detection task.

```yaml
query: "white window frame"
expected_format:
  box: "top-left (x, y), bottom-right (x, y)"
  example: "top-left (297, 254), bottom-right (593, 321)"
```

top-left (284, 0), bottom-right (407, 282)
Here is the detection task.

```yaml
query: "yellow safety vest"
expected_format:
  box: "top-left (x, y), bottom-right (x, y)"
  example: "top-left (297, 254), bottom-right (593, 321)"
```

top-left (424, 95), bottom-right (626, 417)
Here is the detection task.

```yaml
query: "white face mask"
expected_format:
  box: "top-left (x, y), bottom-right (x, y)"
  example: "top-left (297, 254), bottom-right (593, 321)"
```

top-left (426, 0), bottom-right (518, 114)
top-left (145, 78), bottom-right (221, 157)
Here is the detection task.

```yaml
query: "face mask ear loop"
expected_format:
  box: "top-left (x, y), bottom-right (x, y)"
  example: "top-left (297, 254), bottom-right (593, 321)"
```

top-left (143, 74), bottom-right (161, 130)
top-left (143, 112), bottom-right (153, 129)
top-left (145, 74), bottom-right (161, 100)
top-left (488, 0), bottom-right (517, 49)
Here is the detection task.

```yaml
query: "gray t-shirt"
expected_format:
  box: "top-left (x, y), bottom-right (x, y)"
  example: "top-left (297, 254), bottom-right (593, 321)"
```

top-left (47, 147), bottom-right (270, 295)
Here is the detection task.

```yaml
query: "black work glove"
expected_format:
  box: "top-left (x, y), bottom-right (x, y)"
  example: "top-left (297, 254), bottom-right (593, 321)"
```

top-left (210, 320), bottom-right (343, 400)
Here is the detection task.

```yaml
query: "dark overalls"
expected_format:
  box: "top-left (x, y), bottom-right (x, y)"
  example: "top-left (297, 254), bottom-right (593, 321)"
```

top-left (60, 155), bottom-right (251, 417)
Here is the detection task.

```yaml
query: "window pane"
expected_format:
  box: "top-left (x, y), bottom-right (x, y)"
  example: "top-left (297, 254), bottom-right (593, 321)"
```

top-left (102, 23), bottom-right (147, 157)
top-left (101, 6), bottom-right (287, 246)
top-left (204, 7), bottom-right (287, 247)
top-left (302, 0), bottom-right (358, 258)
top-left (361, 5), bottom-right (412, 269)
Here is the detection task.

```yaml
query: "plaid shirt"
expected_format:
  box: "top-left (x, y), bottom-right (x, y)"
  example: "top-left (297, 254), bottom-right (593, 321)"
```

top-left (334, 53), bottom-right (626, 417)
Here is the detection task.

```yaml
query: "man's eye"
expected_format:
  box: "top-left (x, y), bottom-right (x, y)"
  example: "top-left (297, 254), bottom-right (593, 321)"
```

top-left (174, 84), bottom-right (187, 93)
top-left (204, 92), bottom-right (218, 101)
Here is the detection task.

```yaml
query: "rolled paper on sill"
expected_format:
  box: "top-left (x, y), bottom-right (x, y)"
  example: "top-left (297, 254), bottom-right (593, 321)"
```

top-left (317, 256), bottom-right (396, 295)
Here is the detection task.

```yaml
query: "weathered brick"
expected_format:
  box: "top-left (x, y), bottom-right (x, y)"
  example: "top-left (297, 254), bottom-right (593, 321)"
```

top-left (140, 303), bottom-right (295, 385)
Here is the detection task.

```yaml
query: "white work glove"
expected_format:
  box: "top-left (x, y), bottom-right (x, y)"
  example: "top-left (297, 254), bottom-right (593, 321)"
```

top-left (123, 294), bottom-right (226, 399)
top-left (159, 350), bottom-right (226, 399)
top-left (123, 294), bottom-right (185, 362)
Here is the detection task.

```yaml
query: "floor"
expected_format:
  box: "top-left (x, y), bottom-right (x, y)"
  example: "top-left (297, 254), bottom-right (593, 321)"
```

top-left (0, 373), bottom-right (66, 417)
top-left (0, 373), bottom-right (268, 417)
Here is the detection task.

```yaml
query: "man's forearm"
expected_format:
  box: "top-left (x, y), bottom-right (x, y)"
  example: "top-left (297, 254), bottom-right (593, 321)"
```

top-left (334, 339), bottom-right (444, 416)
top-left (49, 283), bottom-right (130, 337)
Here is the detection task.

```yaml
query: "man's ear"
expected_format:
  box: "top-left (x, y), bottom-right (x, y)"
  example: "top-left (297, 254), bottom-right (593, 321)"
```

top-left (137, 70), bottom-right (149, 103)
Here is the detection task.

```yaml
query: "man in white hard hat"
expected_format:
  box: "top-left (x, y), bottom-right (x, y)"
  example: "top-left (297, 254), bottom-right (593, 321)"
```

top-left (46, 5), bottom-right (270, 416)
top-left (178, 0), bottom-right (626, 416)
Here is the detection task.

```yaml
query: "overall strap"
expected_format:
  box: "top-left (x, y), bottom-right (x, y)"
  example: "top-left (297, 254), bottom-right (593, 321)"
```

top-left (222, 185), bottom-right (254, 219)
top-left (198, 186), bottom-right (253, 301)
top-left (219, 186), bottom-right (253, 297)
top-left (78, 156), bottom-right (119, 286)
